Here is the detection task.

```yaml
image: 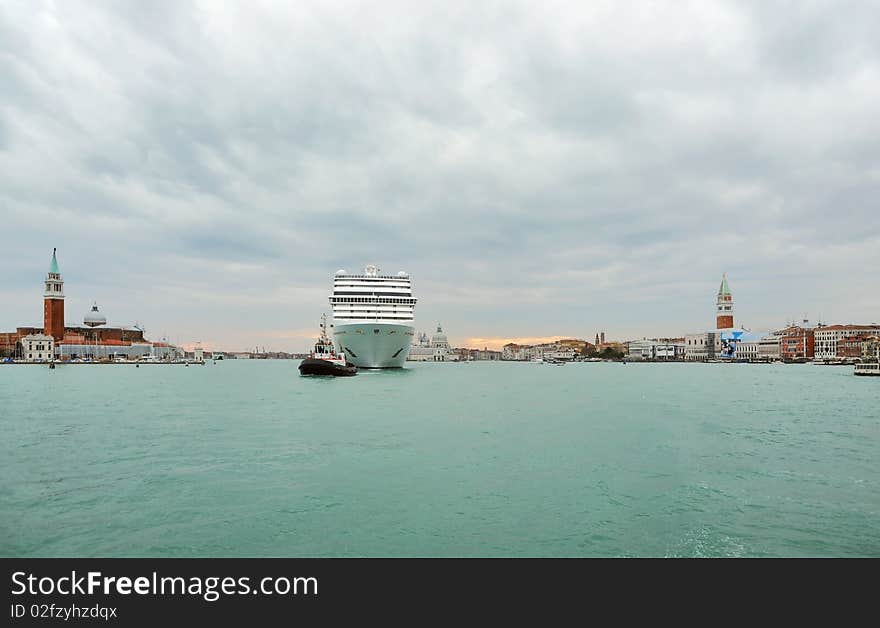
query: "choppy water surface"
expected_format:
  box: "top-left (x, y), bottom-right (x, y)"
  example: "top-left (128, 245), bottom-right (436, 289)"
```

top-left (1, 361), bottom-right (878, 557)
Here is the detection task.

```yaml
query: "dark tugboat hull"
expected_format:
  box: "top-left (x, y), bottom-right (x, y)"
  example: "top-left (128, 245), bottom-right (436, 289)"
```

top-left (298, 358), bottom-right (357, 376)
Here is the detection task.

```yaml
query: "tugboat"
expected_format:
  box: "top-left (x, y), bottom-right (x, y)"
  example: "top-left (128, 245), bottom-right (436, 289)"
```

top-left (299, 315), bottom-right (357, 377)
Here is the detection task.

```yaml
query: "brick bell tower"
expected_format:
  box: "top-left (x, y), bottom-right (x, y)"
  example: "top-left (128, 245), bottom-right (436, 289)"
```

top-left (716, 273), bottom-right (734, 330)
top-left (43, 248), bottom-right (65, 341)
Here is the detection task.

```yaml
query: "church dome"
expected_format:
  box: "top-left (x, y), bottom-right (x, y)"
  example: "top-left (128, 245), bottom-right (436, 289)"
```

top-left (431, 324), bottom-right (449, 348)
top-left (83, 302), bottom-right (107, 327)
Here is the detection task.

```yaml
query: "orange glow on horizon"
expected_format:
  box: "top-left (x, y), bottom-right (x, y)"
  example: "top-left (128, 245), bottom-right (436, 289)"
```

top-left (462, 336), bottom-right (572, 351)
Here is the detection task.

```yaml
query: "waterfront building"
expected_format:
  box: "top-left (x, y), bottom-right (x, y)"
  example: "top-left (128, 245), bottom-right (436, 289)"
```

top-left (720, 330), bottom-right (764, 359)
top-left (456, 347), bottom-right (502, 361)
top-left (594, 340), bottom-right (626, 355)
top-left (814, 325), bottom-right (880, 360)
top-left (736, 338), bottom-right (761, 361)
top-left (0, 249), bottom-right (181, 361)
top-left (502, 343), bottom-right (526, 361)
top-left (0, 331), bottom-right (20, 357)
top-left (654, 338), bottom-right (685, 360)
top-left (779, 326), bottom-right (815, 361)
top-left (55, 336), bottom-right (181, 361)
top-left (56, 300), bottom-right (177, 360)
top-left (531, 341), bottom-right (578, 361)
top-left (408, 324), bottom-right (459, 361)
top-left (557, 339), bottom-right (589, 352)
top-left (684, 329), bottom-right (762, 361)
top-left (626, 339), bottom-right (685, 361)
top-left (499, 339), bottom-right (590, 361)
top-left (502, 342), bottom-right (543, 361)
top-left (542, 346), bottom-right (576, 360)
top-left (758, 334), bottom-right (782, 361)
top-left (408, 331), bottom-right (431, 360)
top-left (21, 333), bottom-right (54, 362)
top-left (861, 336), bottom-right (880, 361)
top-left (626, 340), bottom-right (654, 361)
top-left (684, 333), bottom-right (709, 361)
top-left (719, 331), bottom-right (782, 362)
top-left (709, 333), bottom-right (728, 360)
top-left (838, 336), bottom-right (869, 360)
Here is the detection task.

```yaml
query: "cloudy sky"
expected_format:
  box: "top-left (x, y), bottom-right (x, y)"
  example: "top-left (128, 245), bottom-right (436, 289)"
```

top-left (1, 0), bottom-right (878, 351)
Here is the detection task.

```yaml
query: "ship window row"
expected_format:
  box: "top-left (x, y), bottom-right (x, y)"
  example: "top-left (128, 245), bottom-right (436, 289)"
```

top-left (334, 284), bottom-right (411, 290)
top-left (334, 316), bottom-right (414, 321)
top-left (334, 302), bottom-right (414, 306)
top-left (334, 281), bottom-right (411, 287)
top-left (331, 296), bottom-right (416, 303)
top-left (335, 305), bottom-right (414, 310)
top-left (334, 286), bottom-right (411, 292)
top-left (332, 305), bottom-right (415, 310)
top-left (334, 302), bottom-right (414, 308)
top-left (332, 291), bottom-right (413, 297)
top-left (335, 313), bottom-right (414, 319)
top-left (334, 277), bottom-right (410, 282)
top-left (333, 305), bottom-right (413, 314)
top-left (342, 314), bottom-right (414, 318)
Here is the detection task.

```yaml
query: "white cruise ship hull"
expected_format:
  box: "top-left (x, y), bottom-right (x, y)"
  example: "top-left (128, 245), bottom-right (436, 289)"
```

top-left (332, 323), bottom-right (415, 368)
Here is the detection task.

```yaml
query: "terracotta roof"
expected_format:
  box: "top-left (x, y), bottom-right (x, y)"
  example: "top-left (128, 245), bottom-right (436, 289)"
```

top-left (816, 324), bottom-right (880, 331)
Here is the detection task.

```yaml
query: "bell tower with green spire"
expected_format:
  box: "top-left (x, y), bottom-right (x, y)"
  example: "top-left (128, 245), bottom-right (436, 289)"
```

top-left (43, 248), bottom-right (65, 341)
top-left (716, 273), bottom-right (734, 330)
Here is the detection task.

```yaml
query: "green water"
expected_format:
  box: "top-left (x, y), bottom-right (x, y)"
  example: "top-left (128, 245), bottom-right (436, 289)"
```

top-left (1, 361), bottom-right (878, 557)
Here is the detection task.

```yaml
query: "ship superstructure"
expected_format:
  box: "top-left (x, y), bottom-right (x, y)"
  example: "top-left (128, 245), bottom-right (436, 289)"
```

top-left (329, 265), bottom-right (417, 368)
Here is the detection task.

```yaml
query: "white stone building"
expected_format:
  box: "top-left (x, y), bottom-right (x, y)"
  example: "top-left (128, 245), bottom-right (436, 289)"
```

top-left (736, 339), bottom-right (760, 361)
top-left (502, 344), bottom-right (529, 360)
top-left (684, 333), bottom-right (710, 361)
top-left (22, 333), bottom-right (54, 362)
top-left (627, 340), bottom-right (655, 360)
top-left (408, 324), bottom-right (460, 361)
top-left (814, 325), bottom-right (880, 360)
top-left (758, 335), bottom-right (781, 360)
top-left (547, 348), bottom-right (575, 360)
top-left (628, 339), bottom-right (686, 360)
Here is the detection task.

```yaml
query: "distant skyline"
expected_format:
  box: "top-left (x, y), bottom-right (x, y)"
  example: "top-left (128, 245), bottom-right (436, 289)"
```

top-left (2, 1), bottom-right (879, 352)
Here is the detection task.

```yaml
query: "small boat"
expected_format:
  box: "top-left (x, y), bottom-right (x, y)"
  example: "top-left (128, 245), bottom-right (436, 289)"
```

top-left (854, 363), bottom-right (880, 376)
top-left (299, 314), bottom-right (357, 377)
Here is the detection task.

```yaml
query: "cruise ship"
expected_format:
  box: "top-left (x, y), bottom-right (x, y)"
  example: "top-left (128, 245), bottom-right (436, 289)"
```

top-left (329, 265), bottom-right (417, 368)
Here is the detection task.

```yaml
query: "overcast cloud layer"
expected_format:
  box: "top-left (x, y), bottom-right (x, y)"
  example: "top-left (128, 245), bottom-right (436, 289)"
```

top-left (1, 0), bottom-right (879, 351)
